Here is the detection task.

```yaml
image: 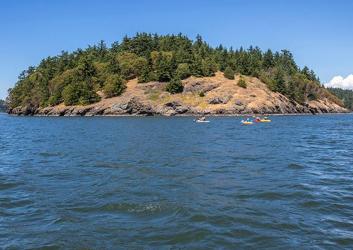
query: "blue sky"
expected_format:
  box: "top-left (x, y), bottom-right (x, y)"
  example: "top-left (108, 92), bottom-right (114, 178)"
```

top-left (1, 0), bottom-right (353, 99)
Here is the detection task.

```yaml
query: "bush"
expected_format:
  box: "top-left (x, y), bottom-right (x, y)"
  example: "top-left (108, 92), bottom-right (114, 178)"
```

top-left (117, 52), bottom-right (148, 79)
top-left (166, 77), bottom-right (183, 94)
top-left (199, 91), bottom-right (205, 97)
top-left (175, 63), bottom-right (191, 79)
top-left (62, 83), bottom-right (100, 106)
top-left (224, 66), bottom-right (235, 80)
top-left (138, 65), bottom-right (151, 83)
top-left (62, 84), bottom-right (80, 105)
top-left (103, 75), bottom-right (126, 98)
top-left (47, 94), bottom-right (61, 106)
top-left (78, 85), bottom-right (100, 105)
top-left (237, 78), bottom-right (247, 88)
top-left (201, 58), bottom-right (217, 77)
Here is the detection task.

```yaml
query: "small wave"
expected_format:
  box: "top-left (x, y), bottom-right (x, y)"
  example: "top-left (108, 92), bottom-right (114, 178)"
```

top-left (332, 237), bottom-right (353, 246)
top-left (94, 162), bottom-right (131, 169)
top-left (71, 202), bottom-right (166, 215)
top-left (0, 198), bottom-right (33, 209)
top-left (166, 228), bottom-right (212, 245)
top-left (190, 214), bottom-right (208, 222)
top-left (254, 192), bottom-right (285, 201)
top-left (0, 181), bottom-right (21, 191)
top-left (325, 218), bottom-right (353, 230)
top-left (300, 200), bottom-right (321, 208)
top-left (288, 163), bottom-right (304, 169)
top-left (38, 152), bottom-right (63, 157)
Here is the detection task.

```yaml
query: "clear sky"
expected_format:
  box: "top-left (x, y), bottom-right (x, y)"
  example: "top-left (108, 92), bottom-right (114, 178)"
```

top-left (1, 0), bottom-right (353, 99)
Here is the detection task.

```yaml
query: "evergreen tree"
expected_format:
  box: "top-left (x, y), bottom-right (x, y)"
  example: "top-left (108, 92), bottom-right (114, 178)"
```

top-left (103, 75), bottom-right (126, 97)
top-left (138, 64), bottom-right (151, 83)
top-left (274, 69), bottom-right (286, 94)
top-left (7, 33), bottom-right (340, 111)
top-left (62, 84), bottom-right (80, 106)
top-left (263, 49), bottom-right (274, 69)
top-left (107, 56), bottom-right (121, 74)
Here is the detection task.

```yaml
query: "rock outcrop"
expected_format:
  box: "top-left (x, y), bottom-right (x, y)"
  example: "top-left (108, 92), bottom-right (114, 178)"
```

top-left (8, 72), bottom-right (348, 116)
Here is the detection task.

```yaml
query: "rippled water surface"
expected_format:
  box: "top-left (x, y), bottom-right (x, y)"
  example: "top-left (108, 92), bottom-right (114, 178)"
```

top-left (1, 113), bottom-right (353, 249)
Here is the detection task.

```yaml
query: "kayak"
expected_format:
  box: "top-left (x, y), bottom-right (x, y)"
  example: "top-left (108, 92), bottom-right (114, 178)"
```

top-left (259, 119), bottom-right (271, 122)
top-left (196, 120), bottom-right (210, 123)
top-left (241, 121), bottom-right (253, 125)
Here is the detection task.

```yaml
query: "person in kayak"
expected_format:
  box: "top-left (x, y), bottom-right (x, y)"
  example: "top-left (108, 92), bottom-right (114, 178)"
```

top-left (198, 116), bottom-right (206, 121)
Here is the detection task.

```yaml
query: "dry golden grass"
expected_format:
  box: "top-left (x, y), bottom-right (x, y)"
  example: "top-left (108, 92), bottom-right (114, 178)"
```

top-left (49, 71), bottom-right (347, 114)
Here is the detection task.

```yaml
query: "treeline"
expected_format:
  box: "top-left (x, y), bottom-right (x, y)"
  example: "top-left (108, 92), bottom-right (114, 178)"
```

top-left (0, 99), bottom-right (6, 112)
top-left (7, 33), bottom-right (341, 109)
top-left (328, 88), bottom-right (353, 110)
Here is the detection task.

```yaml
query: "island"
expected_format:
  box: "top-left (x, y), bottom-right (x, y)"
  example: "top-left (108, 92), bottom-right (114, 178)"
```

top-left (7, 33), bottom-right (348, 116)
top-left (0, 99), bottom-right (7, 113)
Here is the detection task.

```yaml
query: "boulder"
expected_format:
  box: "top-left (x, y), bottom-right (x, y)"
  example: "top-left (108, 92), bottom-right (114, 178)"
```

top-left (183, 80), bottom-right (219, 94)
top-left (162, 101), bottom-right (189, 115)
top-left (208, 95), bottom-right (231, 104)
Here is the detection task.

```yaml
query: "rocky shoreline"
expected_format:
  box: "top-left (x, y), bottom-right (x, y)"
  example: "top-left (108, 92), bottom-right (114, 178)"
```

top-left (8, 73), bottom-right (349, 116)
top-left (8, 97), bottom-right (348, 116)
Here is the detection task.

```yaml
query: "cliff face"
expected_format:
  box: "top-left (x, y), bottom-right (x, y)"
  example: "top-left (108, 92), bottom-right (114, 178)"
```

top-left (9, 72), bottom-right (348, 116)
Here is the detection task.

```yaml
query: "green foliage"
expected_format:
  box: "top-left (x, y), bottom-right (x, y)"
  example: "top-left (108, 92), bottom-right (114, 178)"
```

top-left (117, 52), bottom-right (148, 80)
top-left (62, 84), bottom-right (80, 106)
top-left (137, 64), bottom-right (152, 83)
top-left (224, 66), bottom-right (235, 80)
top-left (62, 83), bottom-right (100, 106)
top-left (166, 77), bottom-right (183, 94)
top-left (328, 88), bottom-right (353, 110)
top-left (0, 99), bottom-right (6, 112)
top-left (273, 69), bottom-right (286, 94)
top-left (201, 58), bottom-right (217, 77)
top-left (151, 51), bottom-right (176, 82)
top-left (7, 33), bottom-right (340, 110)
top-left (175, 63), bottom-right (191, 79)
top-left (237, 78), bottom-right (247, 88)
top-left (103, 75), bottom-right (126, 98)
top-left (199, 91), bottom-right (205, 97)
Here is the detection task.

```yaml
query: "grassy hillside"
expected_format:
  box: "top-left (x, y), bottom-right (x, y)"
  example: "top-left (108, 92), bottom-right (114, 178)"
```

top-left (7, 33), bottom-right (342, 110)
top-left (328, 88), bottom-right (353, 110)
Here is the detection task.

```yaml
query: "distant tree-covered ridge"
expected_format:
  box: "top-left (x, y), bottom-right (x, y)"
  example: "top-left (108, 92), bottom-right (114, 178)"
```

top-left (7, 33), bottom-right (342, 109)
top-left (0, 99), bottom-right (6, 112)
top-left (328, 88), bottom-right (353, 110)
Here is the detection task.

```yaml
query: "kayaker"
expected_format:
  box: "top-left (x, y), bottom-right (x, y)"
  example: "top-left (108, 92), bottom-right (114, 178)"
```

top-left (196, 116), bottom-right (206, 122)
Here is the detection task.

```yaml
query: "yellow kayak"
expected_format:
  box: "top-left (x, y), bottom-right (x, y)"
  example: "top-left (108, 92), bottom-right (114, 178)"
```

top-left (259, 119), bottom-right (271, 122)
top-left (241, 121), bottom-right (253, 125)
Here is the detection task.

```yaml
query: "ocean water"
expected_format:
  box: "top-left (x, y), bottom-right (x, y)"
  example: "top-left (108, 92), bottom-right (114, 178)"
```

top-left (1, 113), bottom-right (353, 249)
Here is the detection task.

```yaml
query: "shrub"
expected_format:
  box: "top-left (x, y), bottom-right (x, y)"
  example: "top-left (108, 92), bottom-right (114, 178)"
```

top-left (117, 52), bottom-right (148, 79)
top-left (199, 91), bottom-right (205, 97)
top-left (78, 85), bottom-right (100, 105)
top-left (47, 94), bottom-right (61, 106)
top-left (62, 83), bottom-right (100, 106)
top-left (166, 77), bottom-right (183, 94)
top-left (175, 63), bottom-right (191, 79)
top-left (201, 58), bottom-right (217, 77)
top-left (138, 65), bottom-right (151, 83)
top-left (224, 66), bottom-right (235, 80)
top-left (237, 78), bottom-right (247, 88)
top-left (62, 84), bottom-right (80, 105)
top-left (103, 75), bottom-right (126, 98)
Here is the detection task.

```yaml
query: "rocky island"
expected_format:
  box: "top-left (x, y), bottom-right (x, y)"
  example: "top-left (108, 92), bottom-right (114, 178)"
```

top-left (7, 33), bottom-right (348, 116)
